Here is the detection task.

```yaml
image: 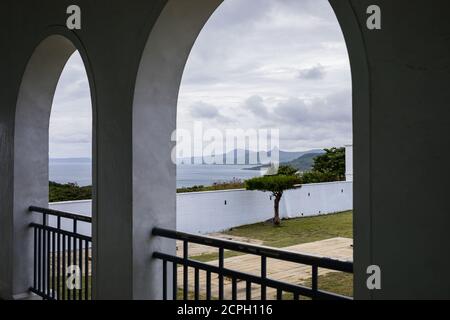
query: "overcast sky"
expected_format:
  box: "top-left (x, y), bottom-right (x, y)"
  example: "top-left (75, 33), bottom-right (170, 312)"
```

top-left (49, 0), bottom-right (352, 158)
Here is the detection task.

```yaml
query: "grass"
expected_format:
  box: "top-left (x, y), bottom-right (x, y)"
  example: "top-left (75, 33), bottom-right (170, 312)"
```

top-left (43, 275), bottom-right (92, 300)
top-left (281, 272), bottom-right (353, 300)
top-left (177, 179), bottom-right (244, 193)
top-left (225, 211), bottom-right (353, 248)
top-left (303, 272), bottom-right (353, 298)
top-left (190, 211), bottom-right (352, 262)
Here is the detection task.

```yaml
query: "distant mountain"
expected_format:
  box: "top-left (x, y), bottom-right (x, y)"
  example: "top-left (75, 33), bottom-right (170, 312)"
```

top-left (278, 149), bottom-right (324, 163)
top-left (284, 152), bottom-right (322, 172)
top-left (243, 151), bottom-right (325, 172)
top-left (177, 149), bottom-right (324, 165)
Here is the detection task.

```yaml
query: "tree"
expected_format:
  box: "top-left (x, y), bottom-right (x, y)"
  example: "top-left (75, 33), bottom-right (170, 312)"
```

top-left (245, 165), bottom-right (300, 225)
top-left (49, 181), bottom-right (92, 202)
top-left (277, 164), bottom-right (298, 176)
top-left (301, 171), bottom-right (337, 184)
top-left (311, 147), bottom-right (346, 181)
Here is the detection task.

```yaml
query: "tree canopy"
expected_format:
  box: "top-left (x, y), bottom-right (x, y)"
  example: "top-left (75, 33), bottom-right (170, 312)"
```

top-left (245, 165), bottom-right (300, 225)
top-left (49, 181), bottom-right (92, 202)
top-left (311, 147), bottom-right (346, 180)
top-left (300, 147), bottom-right (346, 184)
top-left (245, 174), bottom-right (300, 194)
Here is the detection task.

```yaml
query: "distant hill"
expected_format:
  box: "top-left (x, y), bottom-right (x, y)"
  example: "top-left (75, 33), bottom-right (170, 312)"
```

top-left (278, 149), bottom-right (324, 163)
top-left (284, 152), bottom-right (322, 172)
top-left (177, 148), bottom-right (324, 165)
top-left (243, 150), bottom-right (325, 171)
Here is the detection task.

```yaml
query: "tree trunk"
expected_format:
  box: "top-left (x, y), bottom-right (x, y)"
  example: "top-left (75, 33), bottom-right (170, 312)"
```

top-left (273, 192), bottom-right (282, 225)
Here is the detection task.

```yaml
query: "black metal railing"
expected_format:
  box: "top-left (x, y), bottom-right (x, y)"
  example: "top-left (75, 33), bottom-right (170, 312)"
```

top-left (29, 206), bottom-right (92, 300)
top-left (152, 228), bottom-right (353, 300)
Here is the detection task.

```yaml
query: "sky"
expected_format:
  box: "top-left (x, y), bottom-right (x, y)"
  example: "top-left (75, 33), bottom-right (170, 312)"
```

top-left (49, 0), bottom-right (352, 158)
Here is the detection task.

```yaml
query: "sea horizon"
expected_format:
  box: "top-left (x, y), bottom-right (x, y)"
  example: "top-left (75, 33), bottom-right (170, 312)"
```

top-left (49, 158), bottom-right (262, 188)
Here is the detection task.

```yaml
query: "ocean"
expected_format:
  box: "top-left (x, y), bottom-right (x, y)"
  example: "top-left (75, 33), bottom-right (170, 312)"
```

top-left (49, 159), bottom-right (261, 188)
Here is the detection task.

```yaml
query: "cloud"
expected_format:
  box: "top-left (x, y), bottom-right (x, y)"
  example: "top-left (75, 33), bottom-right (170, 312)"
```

top-left (244, 95), bottom-right (269, 119)
top-left (274, 90), bottom-right (352, 125)
top-left (189, 101), bottom-right (233, 123)
top-left (298, 64), bottom-right (326, 80)
top-left (49, 52), bottom-right (92, 158)
top-left (190, 102), bottom-right (220, 119)
top-left (51, 0), bottom-right (352, 158)
top-left (177, 0), bottom-right (353, 152)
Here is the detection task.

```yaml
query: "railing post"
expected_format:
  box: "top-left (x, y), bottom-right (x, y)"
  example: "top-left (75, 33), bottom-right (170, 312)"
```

top-left (183, 241), bottom-right (188, 300)
top-left (312, 265), bottom-right (318, 299)
top-left (261, 256), bottom-right (267, 300)
top-left (219, 248), bottom-right (224, 300)
top-left (172, 262), bottom-right (178, 301)
top-left (162, 260), bottom-right (167, 300)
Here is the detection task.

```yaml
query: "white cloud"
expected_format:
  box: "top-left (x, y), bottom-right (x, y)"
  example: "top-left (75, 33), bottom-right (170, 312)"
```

top-left (49, 0), bottom-right (352, 158)
top-left (298, 64), bottom-right (327, 80)
top-left (178, 0), bottom-right (352, 151)
top-left (49, 52), bottom-right (92, 158)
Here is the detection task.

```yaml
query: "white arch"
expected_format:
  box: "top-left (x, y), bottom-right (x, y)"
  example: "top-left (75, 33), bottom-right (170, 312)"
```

top-left (7, 34), bottom-right (94, 299)
top-left (131, 0), bottom-right (223, 299)
top-left (132, 0), bottom-right (366, 299)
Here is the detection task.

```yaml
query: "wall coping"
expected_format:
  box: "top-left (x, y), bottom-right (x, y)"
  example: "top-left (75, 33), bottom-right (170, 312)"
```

top-left (48, 181), bottom-right (353, 203)
top-left (177, 180), bottom-right (352, 196)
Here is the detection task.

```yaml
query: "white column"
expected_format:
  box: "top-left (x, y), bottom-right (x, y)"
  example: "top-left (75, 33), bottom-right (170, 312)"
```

top-left (345, 145), bottom-right (353, 182)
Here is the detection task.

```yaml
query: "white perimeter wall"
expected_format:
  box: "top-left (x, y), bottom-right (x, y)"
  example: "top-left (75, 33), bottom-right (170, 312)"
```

top-left (50, 181), bottom-right (352, 235)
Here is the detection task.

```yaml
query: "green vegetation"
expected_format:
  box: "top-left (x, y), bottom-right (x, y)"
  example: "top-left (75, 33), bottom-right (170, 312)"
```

top-left (191, 211), bottom-right (352, 261)
top-left (245, 165), bottom-right (301, 225)
top-left (243, 148), bottom-right (346, 225)
top-left (301, 147), bottom-right (346, 184)
top-left (49, 181), bottom-right (92, 202)
top-left (283, 152), bottom-right (320, 172)
top-left (48, 147), bottom-right (345, 202)
top-left (307, 272), bottom-right (353, 297)
top-left (190, 212), bottom-right (354, 298)
top-left (51, 274), bottom-right (92, 300)
top-left (49, 179), bottom-right (245, 202)
top-left (225, 211), bottom-right (352, 247)
top-left (282, 272), bottom-right (353, 300)
top-left (177, 178), bottom-right (244, 193)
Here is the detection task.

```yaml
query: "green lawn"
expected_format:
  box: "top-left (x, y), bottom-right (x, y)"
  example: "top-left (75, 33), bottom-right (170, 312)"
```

top-left (281, 272), bottom-right (353, 300)
top-left (225, 211), bottom-right (353, 248)
top-left (303, 272), bottom-right (353, 298)
top-left (190, 211), bottom-right (354, 299)
top-left (191, 211), bottom-right (353, 261)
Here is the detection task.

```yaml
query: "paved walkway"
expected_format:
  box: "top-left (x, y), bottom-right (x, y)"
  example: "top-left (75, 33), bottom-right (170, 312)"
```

top-left (176, 234), bottom-right (263, 257)
top-left (178, 237), bottom-right (353, 300)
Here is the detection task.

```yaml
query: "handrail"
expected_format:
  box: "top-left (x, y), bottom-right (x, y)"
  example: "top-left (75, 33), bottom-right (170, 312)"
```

top-left (29, 205), bottom-right (92, 300)
top-left (153, 251), bottom-right (352, 300)
top-left (152, 227), bottom-right (353, 273)
top-left (29, 206), bottom-right (92, 223)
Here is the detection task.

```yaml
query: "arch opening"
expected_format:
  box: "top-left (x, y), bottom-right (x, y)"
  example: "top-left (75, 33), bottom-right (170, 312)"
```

top-left (133, 0), bottom-right (367, 300)
top-left (12, 34), bottom-right (95, 299)
top-left (176, 0), bottom-right (353, 299)
top-left (48, 50), bottom-right (93, 227)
